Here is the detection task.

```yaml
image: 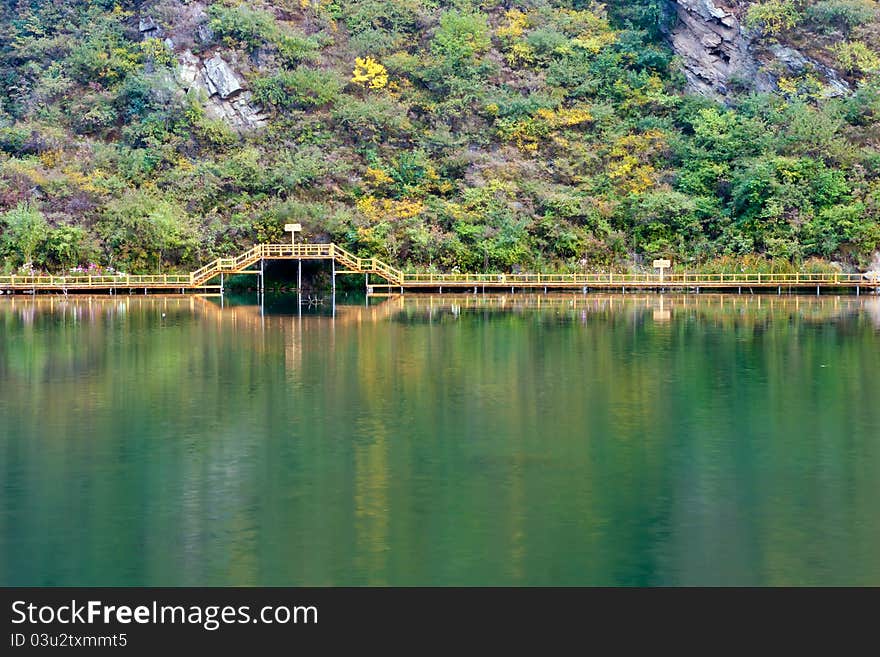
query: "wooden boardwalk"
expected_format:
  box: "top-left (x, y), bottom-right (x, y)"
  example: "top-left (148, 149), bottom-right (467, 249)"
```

top-left (1, 242), bottom-right (877, 294)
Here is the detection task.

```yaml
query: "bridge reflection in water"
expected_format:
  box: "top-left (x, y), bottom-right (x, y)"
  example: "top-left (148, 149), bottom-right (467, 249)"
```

top-left (4, 292), bottom-right (876, 326)
top-left (6, 290), bottom-right (876, 367)
top-left (3, 292), bottom-right (880, 585)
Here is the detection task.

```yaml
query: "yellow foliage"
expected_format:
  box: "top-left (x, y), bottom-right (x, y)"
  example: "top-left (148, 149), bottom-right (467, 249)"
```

top-left (505, 41), bottom-right (536, 65)
top-left (2, 158), bottom-right (49, 186)
top-left (551, 135), bottom-right (571, 150)
top-left (365, 167), bottom-right (394, 186)
top-left (570, 31), bottom-right (617, 54)
top-left (38, 150), bottom-right (63, 168)
top-left (139, 38), bottom-right (176, 67)
top-left (536, 106), bottom-right (593, 128)
top-left (498, 9), bottom-right (537, 65)
top-left (607, 130), bottom-right (666, 194)
top-left (299, 0), bottom-right (334, 10)
top-left (615, 73), bottom-right (667, 110)
top-left (497, 9), bottom-right (529, 40)
top-left (61, 166), bottom-right (111, 195)
top-left (497, 118), bottom-right (542, 152)
top-left (776, 72), bottom-right (823, 101)
top-left (832, 41), bottom-right (880, 75)
top-left (498, 104), bottom-right (594, 153)
top-left (351, 56), bottom-right (389, 90)
top-left (175, 156), bottom-right (195, 172)
top-left (357, 195), bottom-right (425, 223)
top-left (608, 159), bottom-right (656, 194)
top-left (777, 76), bottom-right (798, 96)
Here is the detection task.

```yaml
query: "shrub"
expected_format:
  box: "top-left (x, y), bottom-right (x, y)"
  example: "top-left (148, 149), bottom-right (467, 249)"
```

top-left (45, 224), bottom-right (92, 268)
top-left (331, 95), bottom-right (411, 143)
top-left (276, 33), bottom-right (321, 67)
top-left (805, 0), bottom-right (878, 33)
top-left (342, 0), bottom-right (421, 35)
top-left (342, 0), bottom-right (421, 55)
top-left (195, 117), bottom-right (237, 148)
top-left (253, 68), bottom-right (344, 110)
top-left (745, 0), bottom-right (801, 36)
top-left (208, 4), bottom-right (321, 66)
top-left (268, 147), bottom-right (333, 192)
top-left (69, 92), bottom-right (118, 134)
top-left (351, 57), bottom-right (389, 90)
top-left (431, 9), bottom-right (491, 73)
top-left (525, 27), bottom-right (569, 62)
top-left (208, 5), bottom-right (278, 51)
top-left (0, 126), bottom-right (51, 156)
top-left (138, 38), bottom-right (176, 69)
top-left (66, 31), bottom-right (140, 84)
top-left (832, 41), bottom-right (880, 75)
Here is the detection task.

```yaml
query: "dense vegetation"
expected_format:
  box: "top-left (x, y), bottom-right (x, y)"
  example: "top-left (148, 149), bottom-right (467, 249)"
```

top-left (1, 0), bottom-right (879, 275)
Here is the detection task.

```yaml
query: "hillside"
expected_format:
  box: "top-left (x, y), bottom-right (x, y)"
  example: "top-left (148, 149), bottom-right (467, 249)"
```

top-left (1, 0), bottom-right (879, 276)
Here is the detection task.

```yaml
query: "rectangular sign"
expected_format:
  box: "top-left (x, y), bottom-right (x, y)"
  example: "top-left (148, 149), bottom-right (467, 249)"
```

top-left (284, 223), bottom-right (302, 232)
top-left (652, 259), bottom-right (671, 269)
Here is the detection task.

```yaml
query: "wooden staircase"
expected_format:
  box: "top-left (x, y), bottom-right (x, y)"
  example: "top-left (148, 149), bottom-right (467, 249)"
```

top-left (189, 243), bottom-right (404, 288)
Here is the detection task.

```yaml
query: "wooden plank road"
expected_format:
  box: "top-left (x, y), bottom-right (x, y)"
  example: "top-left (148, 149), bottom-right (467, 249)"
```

top-left (1, 243), bottom-right (878, 294)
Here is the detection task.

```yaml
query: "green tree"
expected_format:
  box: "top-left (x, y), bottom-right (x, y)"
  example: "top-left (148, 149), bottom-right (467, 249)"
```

top-left (98, 192), bottom-right (198, 272)
top-left (0, 202), bottom-right (49, 267)
top-left (45, 224), bottom-right (91, 269)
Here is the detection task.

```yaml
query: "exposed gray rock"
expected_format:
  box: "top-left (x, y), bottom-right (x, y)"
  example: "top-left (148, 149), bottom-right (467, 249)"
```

top-left (767, 44), bottom-right (851, 97)
top-left (176, 50), bottom-right (266, 131)
top-left (668, 0), bottom-right (853, 99)
top-left (178, 50), bottom-right (202, 88)
top-left (139, 16), bottom-right (158, 33)
top-left (197, 23), bottom-right (215, 44)
top-left (670, 0), bottom-right (759, 98)
top-left (701, 0), bottom-right (729, 22)
top-left (769, 43), bottom-right (810, 72)
top-left (139, 16), bottom-right (163, 39)
top-left (203, 54), bottom-right (242, 99)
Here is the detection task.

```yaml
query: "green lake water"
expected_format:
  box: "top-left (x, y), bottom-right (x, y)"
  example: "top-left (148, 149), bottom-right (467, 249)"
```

top-left (1, 292), bottom-right (879, 586)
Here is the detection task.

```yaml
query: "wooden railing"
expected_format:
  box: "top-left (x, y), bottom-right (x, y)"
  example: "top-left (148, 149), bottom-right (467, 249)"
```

top-left (1, 244), bottom-right (876, 292)
top-left (0, 274), bottom-right (194, 288)
top-left (399, 271), bottom-right (871, 286)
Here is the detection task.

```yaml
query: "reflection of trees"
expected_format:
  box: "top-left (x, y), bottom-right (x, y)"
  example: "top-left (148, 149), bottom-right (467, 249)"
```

top-left (1, 294), bottom-right (879, 585)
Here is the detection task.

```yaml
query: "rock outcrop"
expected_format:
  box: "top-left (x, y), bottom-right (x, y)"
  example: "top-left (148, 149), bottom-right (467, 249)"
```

top-left (178, 51), bottom-right (267, 131)
top-left (668, 0), bottom-right (854, 100)
top-left (136, 8), bottom-right (267, 132)
top-left (669, 0), bottom-right (760, 97)
top-left (203, 54), bottom-right (243, 99)
top-left (138, 15), bottom-right (162, 39)
top-left (766, 44), bottom-right (851, 97)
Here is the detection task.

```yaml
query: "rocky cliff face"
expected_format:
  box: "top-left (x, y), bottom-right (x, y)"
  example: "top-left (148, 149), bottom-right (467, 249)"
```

top-left (669, 0), bottom-right (761, 96)
top-left (138, 5), bottom-right (267, 132)
top-left (668, 0), bottom-right (852, 100)
top-left (178, 51), bottom-right (268, 130)
top-left (137, 0), bottom-right (858, 123)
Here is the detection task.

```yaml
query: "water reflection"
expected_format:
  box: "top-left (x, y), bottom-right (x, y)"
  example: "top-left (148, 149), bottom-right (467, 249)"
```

top-left (0, 292), bottom-right (878, 585)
